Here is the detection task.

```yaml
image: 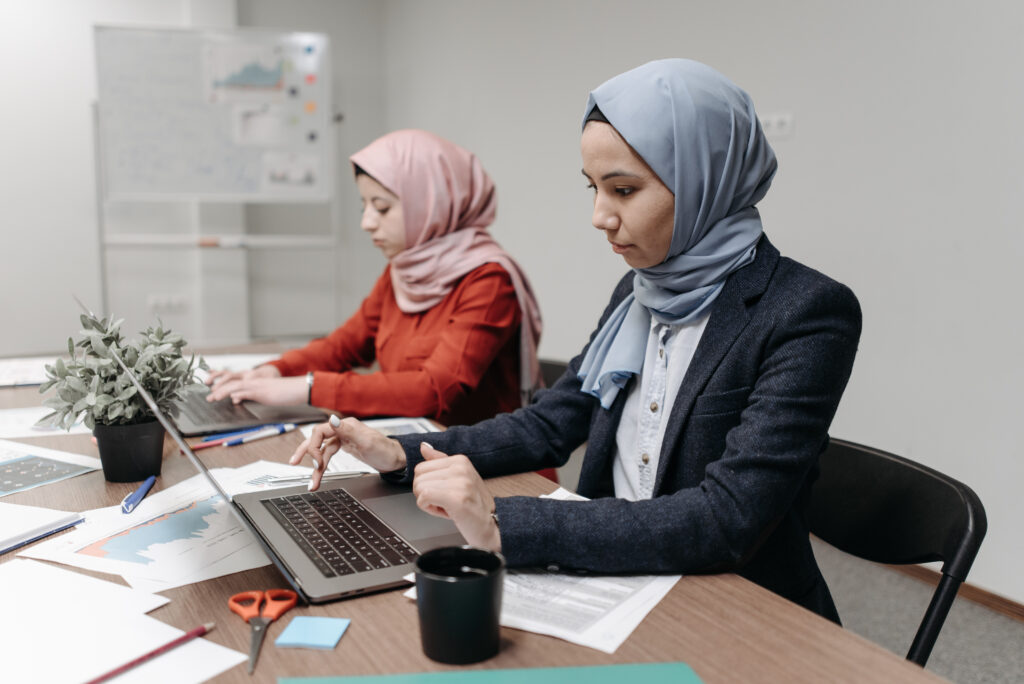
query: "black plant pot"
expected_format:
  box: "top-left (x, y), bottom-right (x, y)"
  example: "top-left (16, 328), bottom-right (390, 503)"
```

top-left (93, 419), bottom-right (165, 482)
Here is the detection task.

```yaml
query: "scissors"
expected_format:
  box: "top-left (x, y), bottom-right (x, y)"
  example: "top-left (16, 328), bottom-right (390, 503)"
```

top-left (228, 588), bottom-right (298, 674)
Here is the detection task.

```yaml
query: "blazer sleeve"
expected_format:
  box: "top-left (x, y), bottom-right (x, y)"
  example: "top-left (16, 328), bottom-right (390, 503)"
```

top-left (265, 271), bottom-right (386, 378)
top-left (312, 263), bottom-right (522, 419)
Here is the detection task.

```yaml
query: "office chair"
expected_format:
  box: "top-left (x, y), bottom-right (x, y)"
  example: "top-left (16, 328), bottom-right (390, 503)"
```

top-left (538, 359), bottom-right (569, 389)
top-left (807, 438), bottom-right (987, 667)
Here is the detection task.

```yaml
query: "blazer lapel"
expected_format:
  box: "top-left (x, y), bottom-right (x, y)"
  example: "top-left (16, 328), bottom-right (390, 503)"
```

top-left (653, 236), bottom-right (780, 493)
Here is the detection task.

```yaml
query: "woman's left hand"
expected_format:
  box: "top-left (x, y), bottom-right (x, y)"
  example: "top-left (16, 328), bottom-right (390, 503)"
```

top-left (412, 443), bottom-right (501, 552)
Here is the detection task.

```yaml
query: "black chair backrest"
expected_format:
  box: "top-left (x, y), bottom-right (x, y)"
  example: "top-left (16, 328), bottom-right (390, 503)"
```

top-left (808, 438), bottom-right (987, 666)
top-left (539, 359), bottom-right (569, 389)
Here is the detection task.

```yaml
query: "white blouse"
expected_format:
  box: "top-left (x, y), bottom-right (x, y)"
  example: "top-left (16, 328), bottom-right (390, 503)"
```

top-left (612, 313), bottom-right (709, 501)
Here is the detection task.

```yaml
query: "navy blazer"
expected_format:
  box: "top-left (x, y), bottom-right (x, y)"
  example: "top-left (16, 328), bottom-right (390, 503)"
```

top-left (392, 235), bottom-right (861, 620)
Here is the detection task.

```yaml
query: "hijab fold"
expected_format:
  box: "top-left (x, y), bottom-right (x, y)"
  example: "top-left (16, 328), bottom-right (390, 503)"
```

top-left (350, 130), bottom-right (543, 403)
top-left (577, 59), bottom-right (777, 408)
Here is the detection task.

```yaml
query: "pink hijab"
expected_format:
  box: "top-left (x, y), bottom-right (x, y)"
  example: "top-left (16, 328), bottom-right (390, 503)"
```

top-left (350, 129), bottom-right (543, 403)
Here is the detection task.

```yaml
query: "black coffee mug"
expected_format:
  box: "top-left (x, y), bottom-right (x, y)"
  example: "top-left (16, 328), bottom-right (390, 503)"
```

top-left (414, 545), bottom-right (505, 664)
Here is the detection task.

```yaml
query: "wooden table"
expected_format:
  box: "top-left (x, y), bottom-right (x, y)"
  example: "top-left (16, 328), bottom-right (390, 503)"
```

top-left (0, 384), bottom-right (946, 683)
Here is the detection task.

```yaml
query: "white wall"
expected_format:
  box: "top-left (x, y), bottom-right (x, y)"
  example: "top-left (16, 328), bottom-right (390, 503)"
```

top-left (237, 0), bottom-right (389, 341)
top-left (0, 0), bottom-right (207, 356)
top-left (376, 0), bottom-right (1024, 602)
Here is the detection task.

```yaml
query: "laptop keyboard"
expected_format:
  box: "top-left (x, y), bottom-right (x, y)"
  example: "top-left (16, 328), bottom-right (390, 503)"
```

top-left (263, 489), bottom-right (419, 577)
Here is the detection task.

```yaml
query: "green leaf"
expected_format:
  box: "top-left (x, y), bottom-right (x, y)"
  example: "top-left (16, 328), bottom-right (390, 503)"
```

top-left (34, 411), bottom-right (59, 428)
top-left (65, 376), bottom-right (88, 394)
top-left (57, 387), bottom-right (81, 403)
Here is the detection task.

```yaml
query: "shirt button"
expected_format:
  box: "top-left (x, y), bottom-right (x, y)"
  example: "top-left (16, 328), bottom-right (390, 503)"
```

top-left (641, 453), bottom-right (650, 464)
top-left (659, 348), bottom-right (664, 358)
top-left (650, 401), bottom-right (658, 412)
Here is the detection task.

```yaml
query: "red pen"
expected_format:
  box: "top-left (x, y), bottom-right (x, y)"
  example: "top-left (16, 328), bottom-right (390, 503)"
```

top-left (83, 622), bottom-right (215, 684)
top-left (189, 438), bottom-right (230, 451)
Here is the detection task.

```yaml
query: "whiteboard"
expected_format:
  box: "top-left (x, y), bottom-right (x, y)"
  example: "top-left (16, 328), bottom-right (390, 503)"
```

top-left (95, 26), bottom-right (332, 201)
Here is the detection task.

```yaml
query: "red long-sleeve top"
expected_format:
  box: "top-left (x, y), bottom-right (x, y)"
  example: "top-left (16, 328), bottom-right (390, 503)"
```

top-left (267, 262), bottom-right (522, 427)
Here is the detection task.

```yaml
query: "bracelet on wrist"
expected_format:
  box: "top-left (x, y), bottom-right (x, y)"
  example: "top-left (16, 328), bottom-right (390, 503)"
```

top-left (305, 372), bottom-right (314, 404)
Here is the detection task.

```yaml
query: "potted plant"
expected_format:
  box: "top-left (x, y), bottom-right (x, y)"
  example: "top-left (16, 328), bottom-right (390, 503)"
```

top-left (38, 312), bottom-right (206, 482)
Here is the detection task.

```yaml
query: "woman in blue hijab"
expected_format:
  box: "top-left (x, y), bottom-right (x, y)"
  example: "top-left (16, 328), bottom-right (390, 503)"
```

top-left (295, 59), bottom-right (861, 621)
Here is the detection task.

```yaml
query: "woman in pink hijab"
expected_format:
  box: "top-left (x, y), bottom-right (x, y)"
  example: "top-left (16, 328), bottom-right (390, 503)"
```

top-left (207, 130), bottom-right (543, 430)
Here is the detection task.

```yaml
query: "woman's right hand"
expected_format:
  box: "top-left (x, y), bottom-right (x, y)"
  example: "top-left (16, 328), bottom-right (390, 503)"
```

top-left (205, 365), bottom-right (281, 401)
top-left (289, 415), bottom-right (407, 491)
top-left (206, 364), bottom-right (280, 386)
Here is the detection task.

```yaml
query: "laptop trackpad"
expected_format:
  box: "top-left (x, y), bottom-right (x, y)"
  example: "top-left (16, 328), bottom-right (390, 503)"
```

top-left (363, 493), bottom-right (458, 541)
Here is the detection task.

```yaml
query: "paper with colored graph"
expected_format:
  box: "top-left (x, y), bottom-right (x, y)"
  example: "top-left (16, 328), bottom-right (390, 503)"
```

top-left (19, 460), bottom-right (308, 590)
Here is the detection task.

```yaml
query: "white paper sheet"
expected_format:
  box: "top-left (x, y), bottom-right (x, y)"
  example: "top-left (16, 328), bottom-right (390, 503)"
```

top-left (403, 487), bottom-right (680, 654)
top-left (3, 585), bottom-right (242, 683)
top-left (0, 558), bottom-right (169, 614)
top-left (0, 406), bottom-right (92, 439)
top-left (0, 559), bottom-right (244, 683)
top-left (0, 355), bottom-right (54, 386)
top-left (300, 416), bottom-right (440, 475)
top-left (500, 570), bottom-right (679, 653)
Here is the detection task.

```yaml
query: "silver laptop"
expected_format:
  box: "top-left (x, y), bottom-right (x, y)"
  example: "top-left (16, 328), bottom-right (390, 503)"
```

top-left (108, 346), bottom-right (465, 603)
top-left (173, 385), bottom-right (328, 437)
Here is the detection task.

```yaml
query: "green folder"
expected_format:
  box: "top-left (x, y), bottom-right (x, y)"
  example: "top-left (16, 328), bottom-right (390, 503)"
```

top-left (279, 662), bottom-right (701, 684)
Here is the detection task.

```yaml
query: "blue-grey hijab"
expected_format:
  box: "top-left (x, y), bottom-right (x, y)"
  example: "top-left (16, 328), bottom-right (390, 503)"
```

top-left (577, 59), bottom-right (777, 408)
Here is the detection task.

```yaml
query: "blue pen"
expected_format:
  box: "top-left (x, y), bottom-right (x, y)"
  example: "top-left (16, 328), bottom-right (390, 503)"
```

top-left (121, 475), bottom-right (156, 514)
top-left (224, 423), bottom-right (297, 446)
top-left (201, 425), bottom-right (270, 442)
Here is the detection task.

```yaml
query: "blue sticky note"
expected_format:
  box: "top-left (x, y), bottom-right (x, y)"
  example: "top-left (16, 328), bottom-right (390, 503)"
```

top-left (275, 616), bottom-right (351, 650)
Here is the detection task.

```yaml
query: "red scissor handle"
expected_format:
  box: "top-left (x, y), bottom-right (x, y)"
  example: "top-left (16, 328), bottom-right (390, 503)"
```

top-left (228, 590), bottom-right (265, 622)
top-left (261, 589), bottom-right (298, 621)
top-left (228, 589), bottom-right (298, 623)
